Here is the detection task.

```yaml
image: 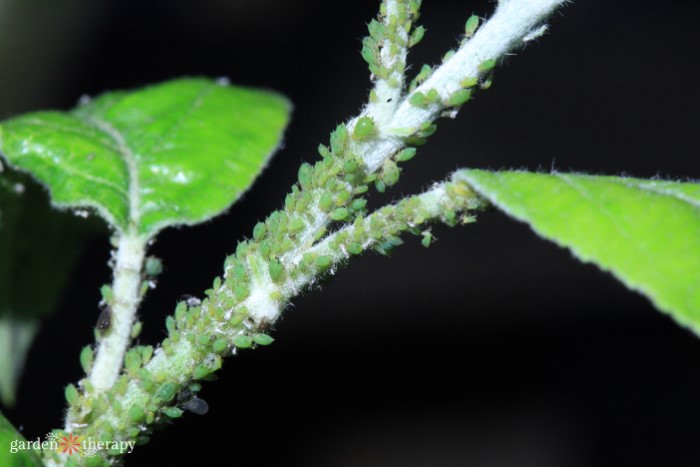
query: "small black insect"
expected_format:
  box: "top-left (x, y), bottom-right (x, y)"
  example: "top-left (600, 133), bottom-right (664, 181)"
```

top-left (96, 306), bottom-right (111, 333)
top-left (181, 397), bottom-right (209, 416)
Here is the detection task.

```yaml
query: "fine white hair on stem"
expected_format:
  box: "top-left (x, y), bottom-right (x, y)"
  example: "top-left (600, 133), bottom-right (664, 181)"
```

top-left (358, 0), bottom-right (568, 172)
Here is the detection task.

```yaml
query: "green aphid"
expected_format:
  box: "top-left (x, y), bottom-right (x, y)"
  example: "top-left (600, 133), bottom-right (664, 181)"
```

top-left (124, 349), bottom-right (141, 373)
top-left (331, 207), bottom-right (350, 221)
top-left (406, 134), bottom-right (428, 146)
top-left (343, 159), bottom-right (358, 173)
top-left (213, 338), bottom-right (228, 354)
top-left (382, 161), bottom-right (400, 186)
top-left (478, 59), bottom-right (496, 72)
top-left (234, 285), bottom-right (250, 301)
top-left (361, 44), bottom-right (377, 66)
top-left (409, 91), bottom-right (428, 108)
top-left (197, 334), bottom-right (210, 346)
top-left (386, 235), bottom-right (404, 246)
top-left (233, 262), bottom-right (246, 280)
top-left (315, 255), bottom-right (332, 269)
top-left (65, 384), bottom-right (79, 405)
top-left (259, 240), bottom-right (271, 258)
top-left (268, 260), bottom-right (284, 282)
top-left (100, 284), bottom-right (113, 304)
top-left (298, 163), bottom-right (313, 188)
top-left (447, 89), bottom-right (473, 107)
top-left (175, 302), bottom-right (187, 321)
top-left (347, 242), bottom-right (363, 255)
top-left (409, 25), bottom-right (426, 47)
top-left (375, 179), bottom-right (387, 193)
top-left (425, 89), bottom-right (440, 103)
top-left (330, 124), bottom-right (348, 154)
top-left (351, 198), bottom-right (367, 210)
top-left (253, 222), bottom-right (267, 241)
top-left (313, 226), bottom-right (327, 242)
top-left (336, 190), bottom-right (352, 205)
top-left (230, 312), bottom-right (246, 326)
top-left (416, 64), bottom-right (432, 83)
top-left (285, 193), bottom-right (296, 211)
top-left (192, 365), bottom-right (211, 380)
top-left (165, 316), bottom-right (176, 334)
top-left (270, 290), bottom-right (284, 301)
top-left (145, 256), bottom-right (163, 276)
top-left (460, 77), bottom-right (478, 88)
top-left (141, 345), bottom-right (153, 364)
top-left (465, 15), bottom-right (479, 38)
top-left (369, 89), bottom-right (379, 103)
top-left (355, 185), bottom-right (369, 194)
top-left (318, 144), bottom-right (331, 159)
top-left (235, 241), bottom-right (249, 257)
top-left (80, 346), bottom-right (93, 373)
top-left (253, 334), bottom-right (275, 346)
top-left (368, 19), bottom-right (384, 39)
top-left (289, 217), bottom-right (304, 233)
top-left (128, 406), bottom-right (146, 423)
top-left (396, 147), bottom-right (417, 162)
top-left (157, 382), bottom-right (177, 402)
top-left (232, 335), bottom-right (253, 349)
top-left (369, 63), bottom-right (384, 79)
top-left (353, 116), bottom-right (377, 140)
top-left (442, 50), bottom-right (455, 62)
top-left (111, 376), bottom-right (127, 396)
top-left (419, 122), bottom-right (437, 138)
top-left (163, 407), bottom-right (183, 418)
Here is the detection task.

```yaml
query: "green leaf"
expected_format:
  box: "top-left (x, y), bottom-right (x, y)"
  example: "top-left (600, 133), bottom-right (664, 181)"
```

top-left (0, 410), bottom-right (42, 466)
top-left (0, 78), bottom-right (291, 237)
top-left (458, 170), bottom-right (700, 333)
top-left (0, 170), bottom-right (97, 407)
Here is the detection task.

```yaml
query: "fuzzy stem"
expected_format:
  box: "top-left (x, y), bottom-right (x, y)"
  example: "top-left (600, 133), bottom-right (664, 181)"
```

top-left (366, 0), bottom-right (411, 125)
top-left (52, 173), bottom-right (485, 467)
top-left (359, 0), bottom-right (567, 172)
top-left (87, 232), bottom-right (145, 394)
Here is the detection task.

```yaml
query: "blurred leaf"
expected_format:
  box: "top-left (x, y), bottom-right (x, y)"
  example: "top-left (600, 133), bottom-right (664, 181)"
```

top-left (459, 170), bottom-right (700, 333)
top-left (0, 78), bottom-right (291, 237)
top-left (0, 170), bottom-right (96, 406)
top-left (0, 408), bottom-right (42, 466)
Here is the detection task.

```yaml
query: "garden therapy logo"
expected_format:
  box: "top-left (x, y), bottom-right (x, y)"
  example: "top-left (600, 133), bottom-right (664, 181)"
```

top-left (9, 432), bottom-right (135, 457)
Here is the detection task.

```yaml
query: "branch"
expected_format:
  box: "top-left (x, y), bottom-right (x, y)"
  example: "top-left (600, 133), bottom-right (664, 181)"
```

top-left (357, 0), bottom-right (567, 172)
top-left (50, 0), bottom-right (568, 464)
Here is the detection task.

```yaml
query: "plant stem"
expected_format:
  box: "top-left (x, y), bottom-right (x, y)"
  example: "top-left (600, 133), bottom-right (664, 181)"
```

top-left (359, 0), bottom-right (566, 172)
top-left (87, 231), bottom-right (145, 394)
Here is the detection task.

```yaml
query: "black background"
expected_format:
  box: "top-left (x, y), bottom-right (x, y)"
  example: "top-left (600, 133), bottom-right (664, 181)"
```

top-left (2, 0), bottom-right (700, 466)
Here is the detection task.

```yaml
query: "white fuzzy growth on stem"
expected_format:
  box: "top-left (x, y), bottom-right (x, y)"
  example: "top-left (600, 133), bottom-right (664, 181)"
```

top-left (87, 232), bottom-right (145, 394)
top-left (366, 0), bottom-right (410, 126)
top-left (360, 0), bottom-right (567, 171)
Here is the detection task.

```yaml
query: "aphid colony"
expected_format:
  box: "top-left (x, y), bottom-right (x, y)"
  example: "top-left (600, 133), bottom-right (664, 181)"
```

top-left (63, 1), bottom-right (498, 457)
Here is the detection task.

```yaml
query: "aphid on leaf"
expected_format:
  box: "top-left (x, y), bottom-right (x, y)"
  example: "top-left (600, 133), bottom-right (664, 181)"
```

top-left (96, 306), bottom-right (111, 333)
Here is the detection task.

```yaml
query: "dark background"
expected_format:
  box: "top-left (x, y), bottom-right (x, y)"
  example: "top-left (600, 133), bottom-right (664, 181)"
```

top-left (2, 0), bottom-right (700, 466)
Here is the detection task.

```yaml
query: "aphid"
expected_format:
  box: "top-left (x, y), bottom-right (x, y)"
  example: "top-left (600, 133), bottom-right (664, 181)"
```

top-left (96, 306), bottom-right (111, 333)
top-left (177, 389), bottom-right (209, 415)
